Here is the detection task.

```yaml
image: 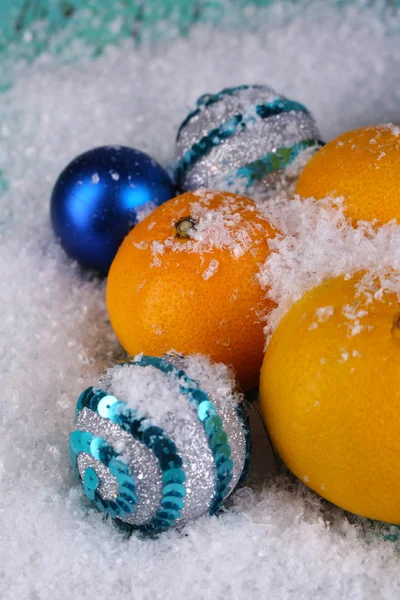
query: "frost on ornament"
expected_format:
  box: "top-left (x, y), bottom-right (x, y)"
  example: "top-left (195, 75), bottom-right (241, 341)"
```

top-left (69, 354), bottom-right (251, 533)
top-left (174, 84), bottom-right (323, 202)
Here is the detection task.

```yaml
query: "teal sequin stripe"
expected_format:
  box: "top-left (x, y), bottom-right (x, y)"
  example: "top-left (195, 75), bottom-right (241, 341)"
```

top-left (127, 355), bottom-right (236, 515)
top-left (177, 84), bottom-right (271, 140)
top-left (71, 386), bottom-right (187, 532)
top-left (70, 424), bottom-right (138, 521)
top-left (229, 138), bottom-right (325, 188)
top-left (174, 97), bottom-right (311, 187)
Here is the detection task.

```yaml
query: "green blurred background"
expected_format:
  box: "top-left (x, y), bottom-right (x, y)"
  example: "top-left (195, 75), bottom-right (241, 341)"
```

top-left (1, 0), bottom-right (398, 61)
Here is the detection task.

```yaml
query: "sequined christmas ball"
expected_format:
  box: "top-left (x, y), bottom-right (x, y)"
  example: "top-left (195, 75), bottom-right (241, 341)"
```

top-left (51, 145), bottom-right (175, 275)
top-left (69, 354), bottom-right (251, 533)
top-left (174, 84), bottom-right (323, 201)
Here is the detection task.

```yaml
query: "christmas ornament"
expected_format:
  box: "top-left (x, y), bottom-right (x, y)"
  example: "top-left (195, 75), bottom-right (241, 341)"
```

top-left (50, 145), bottom-right (175, 275)
top-left (295, 124), bottom-right (400, 225)
top-left (106, 189), bottom-right (278, 391)
top-left (174, 84), bottom-right (323, 201)
top-left (70, 354), bottom-right (251, 533)
top-left (259, 270), bottom-right (400, 524)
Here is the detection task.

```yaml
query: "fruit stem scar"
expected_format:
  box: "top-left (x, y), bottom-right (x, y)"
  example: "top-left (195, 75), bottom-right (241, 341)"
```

top-left (175, 216), bottom-right (196, 239)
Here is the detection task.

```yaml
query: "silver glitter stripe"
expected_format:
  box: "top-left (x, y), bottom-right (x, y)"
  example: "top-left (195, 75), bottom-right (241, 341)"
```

top-left (75, 408), bottom-right (163, 525)
top-left (179, 111), bottom-right (320, 191)
top-left (217, 401), bottom-right (247, 492)
top-left (177, 86), bottom-right (279, 155)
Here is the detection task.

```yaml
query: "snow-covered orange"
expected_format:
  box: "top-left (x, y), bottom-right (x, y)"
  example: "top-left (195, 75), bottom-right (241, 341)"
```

top-left (106, 190), bottom-right (277, 390)
top-left (295, 124), bottom-right (400, 224)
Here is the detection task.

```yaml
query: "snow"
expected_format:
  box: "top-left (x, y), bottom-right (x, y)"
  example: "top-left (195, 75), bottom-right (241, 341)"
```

top-left (3, 2), bottom-right (400, 598)
top-left (257, 196), bottom-right (400, 340)
top-left (147, 189), bottom-right (270, 261)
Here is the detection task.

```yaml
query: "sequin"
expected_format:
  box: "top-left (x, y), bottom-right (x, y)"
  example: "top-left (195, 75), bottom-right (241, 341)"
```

top-left (108, 401), bottom-right (129, 424)
top-left (90, 436), bottom-right (107, 459)
top-left (162, 468), bottom-right (186, 484)
top-left (142, 426), bottom-right (164, 447)
top-left (70, 430), bottom-right (93, 453)
top-left (84, 467), bottom-right (99, 500)
top-left (89, 390), bottom-right (107, 412)
top-left (119, 487), bottom-right (138, 505)
top-left (162, 482), bottom-right (186, 497)
top-left (115, 497), bottom-right (132, 514)
top-left (198, 400), bottom-right (217, 421)
top-left (210, 430), bottom-right (228, 450)
top-left (97, 395), bottom-right (118, 418)
top-left (161, 497), bottom-right (185, 510)
top-left (76, 387), bottom-right (92, 414)
top-left (157, 509), bottom-right (181, 521)
top-left (215, 445), bottom-right (231, 463)
top-left (108, 458), bottom-right (130, 477)
top-left (204, 415), bottom-right (223, 436)
top-left (152, 438), bottom-right (177, 458)
top-left (117, 474), bottom-right (136, 490)
top-left (217, 459), bottom-right (234, 478)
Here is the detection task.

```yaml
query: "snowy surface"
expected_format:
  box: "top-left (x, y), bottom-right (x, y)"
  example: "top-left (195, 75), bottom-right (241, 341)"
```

top-left (3, 3), bottom-right (400, 599)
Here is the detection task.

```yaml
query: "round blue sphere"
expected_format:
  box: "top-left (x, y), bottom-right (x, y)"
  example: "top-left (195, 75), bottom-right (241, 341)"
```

top-left (50, 146), bottom-right (175, 274)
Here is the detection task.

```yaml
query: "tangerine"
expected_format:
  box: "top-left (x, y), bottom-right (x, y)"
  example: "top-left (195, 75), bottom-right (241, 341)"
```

top-left (260, 270), bottom-right (400, 523)
top-left (295, 124), bottom-right (400, 224)
top-left (106, 190), bottom-right (277, 390)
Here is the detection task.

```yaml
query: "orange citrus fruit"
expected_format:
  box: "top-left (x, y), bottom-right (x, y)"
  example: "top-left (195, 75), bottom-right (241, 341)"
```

top-left (295, 124), bottom-right (400, 224)
top-left (106, 190), bottom-right (277, 390)
top-left (259, 270), bottom-right (400, 523)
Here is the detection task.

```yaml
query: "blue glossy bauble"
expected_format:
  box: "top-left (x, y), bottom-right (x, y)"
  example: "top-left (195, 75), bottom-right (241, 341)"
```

top-left (50, 146), bottom-right (175, 274)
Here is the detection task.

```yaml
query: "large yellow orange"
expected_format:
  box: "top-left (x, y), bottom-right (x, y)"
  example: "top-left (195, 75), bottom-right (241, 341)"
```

top-left (295, 124), bottom-right (400, 224)
top-left (107, 190), bottom-right (277, 390)
top-left (259, 271), bottom-right (400, 523)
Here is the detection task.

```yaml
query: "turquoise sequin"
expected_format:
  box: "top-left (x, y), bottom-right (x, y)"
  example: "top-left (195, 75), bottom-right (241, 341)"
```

top-left (84, 467), bottom-right (99, 500)
top-left (89, 437), bottom-right (106, 459)
top-left (198, 400), bottom-right (217, 421)
top-left (97, 395), bottom-right (118, 418)
top-left (162, 482), bottom-right (186, 497)
top-left (162, 468), bottom-right (186, 485)
top-left (161, 496), bottom-right (185, 510)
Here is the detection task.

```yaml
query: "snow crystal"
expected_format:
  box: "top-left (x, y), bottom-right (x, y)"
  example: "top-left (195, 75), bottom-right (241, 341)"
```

top-left (182, 353), bottom-right (242, 411)
top-left (202, 259), bottom-right (219, 280)
top-left (3, 2), bottom-right (400, 598)
top-left (386, 123), bottom-right (400, 136)
top-left (257, 195), bottom-right (400, 339)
